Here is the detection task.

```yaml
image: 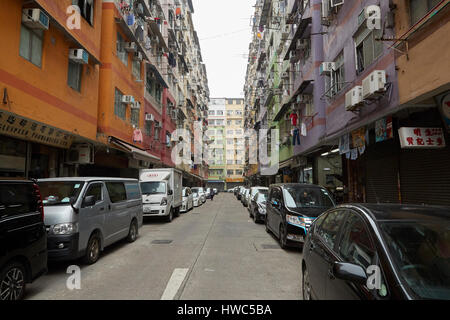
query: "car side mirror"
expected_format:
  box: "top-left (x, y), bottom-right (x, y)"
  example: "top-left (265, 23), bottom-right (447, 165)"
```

top-left (333, 262), bottom-right (367, 285)
top-left (168, 190), bottom-right (173, 196)
top-left (82, 195), bottom-right (96, 208)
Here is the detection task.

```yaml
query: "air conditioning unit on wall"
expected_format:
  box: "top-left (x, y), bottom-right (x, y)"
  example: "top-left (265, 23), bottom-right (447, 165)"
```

top-left (66, 144), bottom-right (94, 164)
top-left (320, 62), bottom-right (335, 75)
top-left (69, 49), bottom-right (89, 64)
top-left (22, 8), bottom-right (49, 30)
top-left (345, 86), bottom-right (363, 111)
top-left (362, 70), bottom-right (387, 99)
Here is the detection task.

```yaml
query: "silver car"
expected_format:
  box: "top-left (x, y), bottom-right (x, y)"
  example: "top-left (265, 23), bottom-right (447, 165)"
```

top-left (38, 177), bottom-right (143, 264)
top-left (181, 187), bottom-right (194, 213)
top-left (192, 187), bottom-right (206, 203)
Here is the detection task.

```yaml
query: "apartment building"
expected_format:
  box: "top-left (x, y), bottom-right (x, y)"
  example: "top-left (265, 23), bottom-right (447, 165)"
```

top-left (0, 0), bottom-right (210, 185)
top-left (243, 0), bottom-right (450, 205)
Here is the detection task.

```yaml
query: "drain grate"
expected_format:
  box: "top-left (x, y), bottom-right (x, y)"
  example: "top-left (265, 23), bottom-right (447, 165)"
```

top-left (152, 240), bottom-right (173, 244)
top-left (261, 244), bottom-right (280, 249)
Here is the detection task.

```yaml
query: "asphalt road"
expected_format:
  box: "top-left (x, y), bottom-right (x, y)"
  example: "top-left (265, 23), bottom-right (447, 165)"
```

top-left (26, 193), bottom-right (303, 300)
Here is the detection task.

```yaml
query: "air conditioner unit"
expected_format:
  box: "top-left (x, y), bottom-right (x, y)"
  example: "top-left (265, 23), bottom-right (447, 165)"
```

top-left (320, 62), bottom-right (336, 75)
top-left (154, 122), bottom-right (162, 128)
top-left (69, 49), bottom-right (89, 64)
top-left (331, 0), bottom-right (345, 7)
top-left (133, 51), bottom-right (143, 61)
top-left (131, 101), bottom-right (141, 109)
top-left (145, 113), bottom-right (155, 121)
top-left (66, 144), bottom-right (93, 164)
top-left (345, 86), bottom-right (363, 111)
top-left (22, 9), bottom-right (49, 30)
top-left (362, 70), bottom-right (387, 99)
top-left (281, 71), bottom-right (289, 79)
top-left (297, 39), bottom-right (308, 48)
top-left (321, 0), bottom-right (330, 19)
top-left (122, 95), bottom-right (135, 104)
top-left (281, 25), bottom-right (290, 40)
top-left (125, 42), bottom-right (137, 52)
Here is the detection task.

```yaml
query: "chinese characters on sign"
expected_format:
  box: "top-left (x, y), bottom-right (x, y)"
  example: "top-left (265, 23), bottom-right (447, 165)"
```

top-left (0, 111), bottom-right (74, 149)
top-left (398, 127), bottom-right (446, 149)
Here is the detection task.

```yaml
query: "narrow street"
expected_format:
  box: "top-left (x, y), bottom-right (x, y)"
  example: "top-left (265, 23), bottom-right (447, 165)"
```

top-left (26, 193), bottom-right (303, 300)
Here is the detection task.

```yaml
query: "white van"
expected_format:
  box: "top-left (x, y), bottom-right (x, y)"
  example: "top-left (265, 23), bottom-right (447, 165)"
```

top-left (38, 177), bottom-right (143, 264)
top-left (139, 168), bottom-right (183, 222)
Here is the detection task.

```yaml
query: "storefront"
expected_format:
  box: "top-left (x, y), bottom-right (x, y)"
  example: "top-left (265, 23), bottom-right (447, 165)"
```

top-left (0, 110), bottom-right (75, 178)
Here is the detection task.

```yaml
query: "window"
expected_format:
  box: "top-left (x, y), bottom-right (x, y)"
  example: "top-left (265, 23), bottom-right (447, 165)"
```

top-left (85, 183), bottom-right (103, 204)
top-left (355, 27), bottom-right (383, 74)
top-left (236, 111), bottom-right (243, 116)
top-left (0, 184), bottom-right (38, 218)
top-left (216, 110), bottom-right (224, 115)
top-left (227, 160), bottom-right (233, 165)
top-left (114, 88), bottom-right (126, 120)
top-left (208, 110), bottom-right (215, 115)
top-left (227, 99), bottom-right (234, 104)
top-left (145, 120), bottom-right (153, 137)
top-left (131, 108), bottom-right (140, 127)
top-left (235, 120), bottom-right (242, 125)
top-left (72, 0), bottom-right (94, 26)
top-left (410, 0), bottom-right (440, 25)
top-left (326, 51), bottom-right (345, 97)
top-left (209, 119), bottom-right (215, 126)
top-left (227, 120), bottom-right (232, 126)
top-left (105, 182), bottom-right (127, 203)
top-left (235, 170), bottom-right (243, 175)
top-left (235, 129), bottom-right (242, 135)
top-left (117, 32), bottom-right (128, 66)
top-left (227, 169), bottom-right (234, 176)
top-left (154, 122), bottom-right (160, 141)
top-left (19, 24), bottom-right (43, 67)
top-left (317, 209), bottom-right (347, 249)
top-left (227, 130), bottom-right (234, 135)
top-left (338, 213), bottom-right (375, 270)
top-left (132, 59), bottom-right (141, 79)
top-left (166, 131), bottom-right (171, 147)
top-left (227, 110), bottom-right (233, 116)
top-left (227, 139), bottom-right (233, 145)
top-left (68, 60), bottom-right (82, 92)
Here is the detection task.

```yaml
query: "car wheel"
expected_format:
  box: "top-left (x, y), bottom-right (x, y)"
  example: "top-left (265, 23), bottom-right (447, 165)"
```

top-left (127, 219), bottom-right (138, 243)
top-left (302, 266), bottom-right (312, 300)
top-left (166, 208), bottom-right (173, 222)
top-left (0, 262), bottom-right (26, 300)
top-left (279, 224), bottom-right (287, 249)
top-left (84, 233), bottom-right (101, 265)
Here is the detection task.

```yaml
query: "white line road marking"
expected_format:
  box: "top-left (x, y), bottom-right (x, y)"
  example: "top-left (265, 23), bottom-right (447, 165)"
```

top-left (161, 268), bottom-right (189, 300)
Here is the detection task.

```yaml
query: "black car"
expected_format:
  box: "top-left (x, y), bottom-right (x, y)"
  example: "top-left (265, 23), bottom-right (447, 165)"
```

top-left (0, 179), bottom-right (48, 300)
top-left (302, 203), bottom-right (450, 300)
top-left (265, 184), bottom-right (335, 249)
top-left (249, 189), bottom-right (269, 223)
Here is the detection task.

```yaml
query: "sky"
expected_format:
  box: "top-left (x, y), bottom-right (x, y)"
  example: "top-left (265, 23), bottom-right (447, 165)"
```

top-left (191, 0), bottom-right (255, 99)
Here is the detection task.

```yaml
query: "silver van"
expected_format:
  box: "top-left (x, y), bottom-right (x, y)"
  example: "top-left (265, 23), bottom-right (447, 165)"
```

top-left (37, 177), bottom-right (143, 264)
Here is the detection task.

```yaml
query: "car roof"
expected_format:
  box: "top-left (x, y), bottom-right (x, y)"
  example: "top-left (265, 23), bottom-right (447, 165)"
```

top-left (269, 183), bottom-right (325, 189)
top-left (38, 177), bottom-right (138, 182)
top-left (342, 203), bottom-right (450, 222)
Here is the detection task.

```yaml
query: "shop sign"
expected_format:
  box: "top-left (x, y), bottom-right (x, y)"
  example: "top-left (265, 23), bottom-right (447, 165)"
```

top-left (0, 110), bottom-right (74, 149)
top-left (398, 127), bottom-right (445, 149)
top-left (226, 178), bottom-right (244, 183)
top-left (375, 116), bottom-right (393, 142)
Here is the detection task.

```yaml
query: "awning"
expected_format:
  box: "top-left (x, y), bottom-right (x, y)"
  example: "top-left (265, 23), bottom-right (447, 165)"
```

top-left (109, 137), bottom-right (160, 163)
top-left (279, 158), bottom-right (293, 169)
top-left (284, 17), bottom-right (312, 61)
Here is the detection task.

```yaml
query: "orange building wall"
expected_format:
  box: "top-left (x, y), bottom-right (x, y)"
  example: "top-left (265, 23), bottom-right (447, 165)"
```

top-left (0, 0), bottom-right (100, 141)
top-left (394, 2), bottom-right (450, 104)
top-left (97, 2), bottom-right (145, 147)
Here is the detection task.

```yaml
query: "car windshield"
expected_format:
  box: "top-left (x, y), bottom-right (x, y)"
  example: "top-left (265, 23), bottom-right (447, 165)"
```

top-left (252, 188), bottom-right (266, 197)
top-left (192, 188), bottom-right (202, 194)
top-left (182, 189), bottom-right (188, 197)
top-left (282, 186), bottom-right (334, 209)
top-left (38, 181), bottom-right (84, 206)
top-left (380, 220), bottom-right (450, 300)
top-left (257, 191), bottom-right (268, 203)
top-left (140, 182), bottom-right (166, 195)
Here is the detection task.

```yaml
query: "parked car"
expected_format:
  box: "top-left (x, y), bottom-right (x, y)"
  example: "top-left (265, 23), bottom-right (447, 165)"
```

top-left (192, 187), bottom-right (206, 204)
top-left (205, 188), bottom-right (212, 199)
top-left (265, 184), bottom-right (335, 249)
top-left (234, 187), bottom-right (240, 196)
top-left (181, 187), bottom-right (194, 213)
top-left (241, 188), bottom-right (251, 206)
top-left (139, 168), bottom-right (183, 222)
top-left (213, 188), bottom-right (218, 195)
top-left (249, 189), bottom-right (269, 223)
top-left (237, 187), bottom-right (245, 200)
top-left (192, 190), bottom-right (201, 207)
top-left (247, 187), bottom-right (268, 212)
top-left (302, 203), bottom-right (450, 300)
top-left (0, 179), bottom-right (47, 300)
top-left (228, 188), bottom-right (235, 193)
top-left (38, 177), bottom-right (143, 264)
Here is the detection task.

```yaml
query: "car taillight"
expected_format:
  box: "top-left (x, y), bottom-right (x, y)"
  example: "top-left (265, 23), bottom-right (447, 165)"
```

top-left (33, 183), bottom-right (44, 221)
